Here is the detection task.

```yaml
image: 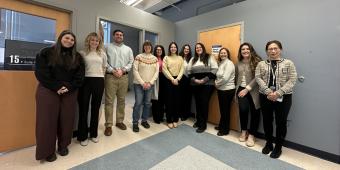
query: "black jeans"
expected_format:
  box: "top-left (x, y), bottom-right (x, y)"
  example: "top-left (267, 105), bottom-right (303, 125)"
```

top-left (192, 85), bottom-right (214, 129)
top-left (260, 94), bottom-right (292, 145)
top-left (152, 73), bottom-right (166, 122)
top-left (77, 77), bottom-right (104, 141)
top-left (179, 76), bottom-right (192, 119)
top-left (164, 76), bottom-right (180, 123)
top-left (217, 89), bottom-right (235, 133)
top-left (237, 87), bottom-right (260, 135)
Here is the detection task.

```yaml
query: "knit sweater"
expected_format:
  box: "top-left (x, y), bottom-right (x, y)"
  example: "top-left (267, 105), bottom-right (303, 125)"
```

top-left (162, 54), bottom-right (184, 81)
top-left (79, 50), bottom-right (107, 77)
top-left (255, 58), bottom-right (297, 96)
top-left (235, 61), bottom-right (260, 109)
top-left (187, 56), bottom-right (218, 86)
top-left (133, 53), bottom-right (159, 85)
top-left (215, 59), bottom-right (235, 90)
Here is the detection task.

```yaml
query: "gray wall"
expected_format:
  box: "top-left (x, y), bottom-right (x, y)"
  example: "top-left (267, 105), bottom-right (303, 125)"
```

top-left (176, 0), bottom-right (340, 155)
top-left (32, 0), bottom-right (175, 51)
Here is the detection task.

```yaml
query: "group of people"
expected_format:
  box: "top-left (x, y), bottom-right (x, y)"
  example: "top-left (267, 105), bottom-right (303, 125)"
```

top-left (34, 29), bottom-right (297, 163)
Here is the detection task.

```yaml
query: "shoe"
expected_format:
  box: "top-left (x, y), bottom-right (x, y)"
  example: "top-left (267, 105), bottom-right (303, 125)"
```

top-left (133, 124), bottom-right (139, 132)
top-left (181, 117), bottom-right (187, 121)
top-left (262, 142), bottom-right (273, 154)
top-left (217, 131), bottom-right (229, 136)
top-left (80, 140), bottom-right (88, 146)
top-left (104, 127), bottom-right (112, 136)
top-left (173, 122), bottom-right (178, 128)
top-left (141, 121), bottom-right (150, 129)
top-left (196, 128), bottom-right (206, 133)
top-left (270, 145), bottom-right (282, 158)
top-left (246, 135), bottom-right (255, 147)
top-left (239, 130), bottom-right (248, 142)
top-left (90, 137), bottom-right (99, 143)
top-left (193, 123), bottom-right (198, 128)
top-left (214, 126), bottom-right (219, 130)
top-left (45, 153), bottom-right (57, 162)
top-left (167, 123), bottom-right (174, 129)
top-left (154, 120), bottom-right (161, 124)
top-left (57, 148), bottom-right (69, 156)
top-left (116, 122), bottom-right (127, 130)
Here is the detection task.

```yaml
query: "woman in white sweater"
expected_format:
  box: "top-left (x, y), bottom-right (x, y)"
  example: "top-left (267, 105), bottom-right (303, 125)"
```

top-left (132, 41), bottom-right (159, 132)
top-left (215, 48), bottom-right (235, 136)
top-left (77, 32), bottom-right (107, 146)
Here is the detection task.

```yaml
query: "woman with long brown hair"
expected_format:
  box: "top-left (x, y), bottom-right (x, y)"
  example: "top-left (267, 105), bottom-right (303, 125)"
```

top-left (235, 42), bottom-right (262, 147)
top-left (35, 30), bottom-right (84, 162)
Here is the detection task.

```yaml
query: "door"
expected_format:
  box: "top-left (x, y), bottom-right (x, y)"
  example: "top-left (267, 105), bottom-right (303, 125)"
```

top-left (0, 0), bottom-right (71, 152)
top-left (198, 23), bottom-right (242, 131)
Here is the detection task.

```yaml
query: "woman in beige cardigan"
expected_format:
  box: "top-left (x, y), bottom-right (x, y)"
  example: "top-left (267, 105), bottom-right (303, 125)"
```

top-left (235, 42), bottom-right (262, 147)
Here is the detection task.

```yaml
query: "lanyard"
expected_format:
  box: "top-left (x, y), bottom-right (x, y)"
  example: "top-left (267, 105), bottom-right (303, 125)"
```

top-left (270, 61), bottom-right (277, 88)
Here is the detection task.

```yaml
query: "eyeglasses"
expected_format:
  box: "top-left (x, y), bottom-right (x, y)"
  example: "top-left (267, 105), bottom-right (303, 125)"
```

top-left (267, 48), bottom-right (279, 51)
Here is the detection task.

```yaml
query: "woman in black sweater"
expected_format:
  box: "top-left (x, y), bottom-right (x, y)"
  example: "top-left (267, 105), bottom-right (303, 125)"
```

top-left (35, 30), bottom-right (84, 162)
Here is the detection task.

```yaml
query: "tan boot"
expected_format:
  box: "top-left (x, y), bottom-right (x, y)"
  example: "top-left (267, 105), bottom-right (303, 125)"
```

top-left (239, 130), bottom-right (248, 142)
top-left (167, 123), bottom-right (174, 129)
top-left (246, 134), bottom-right (255, 147)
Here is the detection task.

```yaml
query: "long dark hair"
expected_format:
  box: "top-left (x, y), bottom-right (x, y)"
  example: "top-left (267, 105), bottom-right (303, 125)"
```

top-left (167, 42), bottom-right (178, 56)
top-left (153, 45), bottom-right (165, 59)
top-left (179, 44), bottom-right (192, 62)
top-left (49, 30), bottom-right (79, 69)
top-left (192, 42), bottom-right (209, 66)
top-left (237, 42), bottom-right (262, 73)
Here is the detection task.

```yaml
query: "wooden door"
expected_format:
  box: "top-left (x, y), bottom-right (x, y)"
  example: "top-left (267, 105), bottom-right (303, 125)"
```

top-left (0, 0), bottom-right (71, 152)
top-left (198, 23), bottom-right (242, 131)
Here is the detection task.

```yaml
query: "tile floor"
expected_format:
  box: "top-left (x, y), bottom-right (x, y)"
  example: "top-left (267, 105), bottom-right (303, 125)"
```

top-left (0, 92), bottom-right (339, 170)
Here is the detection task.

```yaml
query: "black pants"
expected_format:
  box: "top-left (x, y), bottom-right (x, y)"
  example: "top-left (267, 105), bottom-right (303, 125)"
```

top-left (179, 76), bottom-right (192, 119)
top-left (77, 77), bottom-right (104, 141)
top-left (165, 76), bottom-right (180, 123)
top-left (260, 94), bottom-right (292, 145)
top-left (217, 89), bottom-right (235, 133)
top-left (152, 73), bottom-right (166, 122)
top-left (237, 87), bottom-right (260, 135)
top-left (192, 85), bottom-right (214, 129)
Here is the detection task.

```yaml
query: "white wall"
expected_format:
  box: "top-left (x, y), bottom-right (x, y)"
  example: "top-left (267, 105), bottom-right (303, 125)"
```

top-left (33, 0), bottom-right (175, 50)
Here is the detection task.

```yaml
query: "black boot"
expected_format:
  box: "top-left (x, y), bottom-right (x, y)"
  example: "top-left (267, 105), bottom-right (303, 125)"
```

top-left (270, 145), bottom-right (282, 158)
top-left (262, 142), bottom-right (273, 154)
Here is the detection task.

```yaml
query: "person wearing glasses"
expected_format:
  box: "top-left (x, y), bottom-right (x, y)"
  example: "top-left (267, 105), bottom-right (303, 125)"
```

top-left (255, 40), bottom-right (297, 158)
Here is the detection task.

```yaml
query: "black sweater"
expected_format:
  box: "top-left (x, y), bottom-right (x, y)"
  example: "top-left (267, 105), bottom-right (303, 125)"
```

top-left (35, 46), bottom-right (85, 92)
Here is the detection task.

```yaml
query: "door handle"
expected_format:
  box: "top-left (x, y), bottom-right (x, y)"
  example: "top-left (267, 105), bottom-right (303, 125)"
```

top-left (298, 76), bottom-right (305, 83)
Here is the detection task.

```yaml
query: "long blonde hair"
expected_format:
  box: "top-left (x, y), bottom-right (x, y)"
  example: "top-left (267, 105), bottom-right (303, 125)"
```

top-left (84, 32), bottom-right (103, 55)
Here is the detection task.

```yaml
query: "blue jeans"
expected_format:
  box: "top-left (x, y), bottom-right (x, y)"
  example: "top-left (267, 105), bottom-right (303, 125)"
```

top-left (132, 84), bottom-right (153, 124)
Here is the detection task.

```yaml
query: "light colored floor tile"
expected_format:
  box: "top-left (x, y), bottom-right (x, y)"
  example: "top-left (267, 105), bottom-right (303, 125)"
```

top-left (0, 92), bottom-right (339, 170)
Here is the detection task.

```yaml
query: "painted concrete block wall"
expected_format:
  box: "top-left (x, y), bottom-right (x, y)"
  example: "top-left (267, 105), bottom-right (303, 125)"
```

top-left (33, 0), bottom-right (175, 51)
top-left (176, 0), bottom-right (340, 155)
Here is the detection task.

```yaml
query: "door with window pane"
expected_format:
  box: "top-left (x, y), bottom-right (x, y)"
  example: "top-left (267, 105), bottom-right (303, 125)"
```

top-left (0, 0), bottom-right (71, 152)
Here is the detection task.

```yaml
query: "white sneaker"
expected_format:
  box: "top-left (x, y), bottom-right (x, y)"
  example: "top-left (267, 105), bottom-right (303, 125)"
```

top-left (246, 135), bottom-right (255, 147)
top-left (80, 140), bottom-right (88, 146)
top-left (239, 130), bottom-right (248, 142)
top-left (90, 137), bottom-right (99, 143)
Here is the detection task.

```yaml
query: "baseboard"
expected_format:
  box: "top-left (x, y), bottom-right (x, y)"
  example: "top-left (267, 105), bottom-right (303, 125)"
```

top-left (254, 132), bottom-right (340, 164)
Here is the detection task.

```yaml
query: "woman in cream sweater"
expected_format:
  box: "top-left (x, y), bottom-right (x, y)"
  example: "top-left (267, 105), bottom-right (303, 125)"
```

top-left (132, 41), bottom-right (159, 132)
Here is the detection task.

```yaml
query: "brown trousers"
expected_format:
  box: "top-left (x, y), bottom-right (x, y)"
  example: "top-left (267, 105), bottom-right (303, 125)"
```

top-left (35, 84), bottom-right (77, 160)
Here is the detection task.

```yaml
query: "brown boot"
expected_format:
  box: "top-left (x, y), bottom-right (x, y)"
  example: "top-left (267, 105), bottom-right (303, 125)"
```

top-left (104, 127), bottom-right (112, 136)
top-left (115, 123), bottom-right (127, 130)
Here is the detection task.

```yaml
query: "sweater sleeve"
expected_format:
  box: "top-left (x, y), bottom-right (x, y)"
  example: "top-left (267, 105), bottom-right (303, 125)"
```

top-left (255, 61), bottom-right (272, 95)
top-left (64, 53), bottom-right (85, 92)
top-left (162, 56), bottom-right (175, 81)
top-left (133, 55), bottom-right (145, 85)
top-left (175, 57), bottom-right (184, 81)
top-left (150, 60), bottom-right (159, 85)
top-left (34, 48), bottom-right (63, 92)
top-left (276, 61), bottom-right (297, 96)
top-left (215, 60), bottom-right (235, 87)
